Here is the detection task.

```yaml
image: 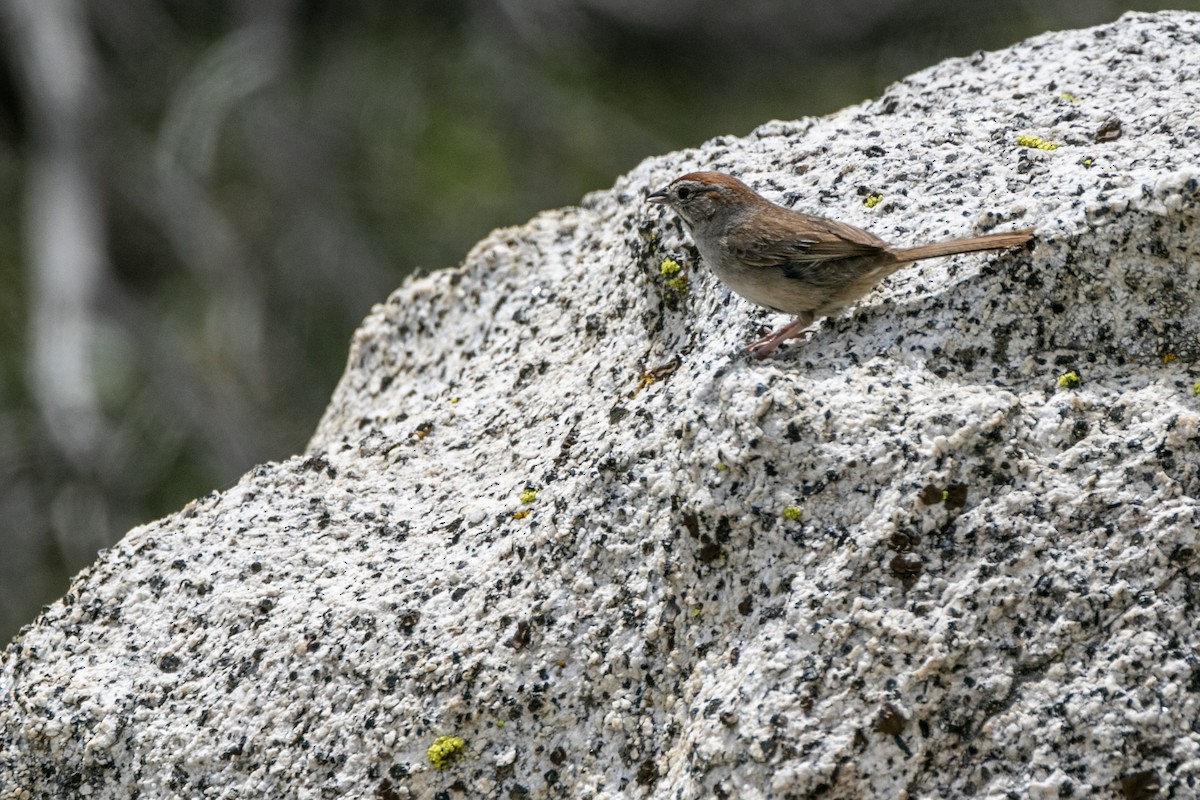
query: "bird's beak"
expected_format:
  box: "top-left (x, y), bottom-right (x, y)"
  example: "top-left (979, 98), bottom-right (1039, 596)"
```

top-left (646, 187), bottom-right (669, 205)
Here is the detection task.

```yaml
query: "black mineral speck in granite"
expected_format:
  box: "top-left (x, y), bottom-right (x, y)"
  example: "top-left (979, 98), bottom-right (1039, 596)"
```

top-left (873, 703), bottom-right (906, 736)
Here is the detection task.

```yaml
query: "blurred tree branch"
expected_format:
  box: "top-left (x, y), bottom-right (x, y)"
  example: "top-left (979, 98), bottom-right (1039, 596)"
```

top-left (3, 0), bottom-right (107, 468)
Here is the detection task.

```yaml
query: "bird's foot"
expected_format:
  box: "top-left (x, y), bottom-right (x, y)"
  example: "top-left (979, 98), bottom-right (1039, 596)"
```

top-left (745, 319), bottom-right (813, 359)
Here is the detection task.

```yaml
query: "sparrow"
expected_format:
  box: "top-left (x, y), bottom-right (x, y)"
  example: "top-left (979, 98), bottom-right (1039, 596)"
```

top-left (648, 171), bottom-right (1034, 357)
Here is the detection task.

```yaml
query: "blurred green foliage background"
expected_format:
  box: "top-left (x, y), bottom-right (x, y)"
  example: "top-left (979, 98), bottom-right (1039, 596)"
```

top-left (2, 0), bottom-right (1195, 643)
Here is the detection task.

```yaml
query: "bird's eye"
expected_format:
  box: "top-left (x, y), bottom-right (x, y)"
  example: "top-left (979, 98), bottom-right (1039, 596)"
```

top-left (676, 186), bottom-right (693, 201)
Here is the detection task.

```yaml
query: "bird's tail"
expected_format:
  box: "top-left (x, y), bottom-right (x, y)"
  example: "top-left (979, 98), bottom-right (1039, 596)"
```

top-left (890, 227), bottom-right (1035, 262)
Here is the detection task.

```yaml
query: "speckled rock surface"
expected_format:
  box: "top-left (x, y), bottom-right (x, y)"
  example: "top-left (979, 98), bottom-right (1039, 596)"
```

top-left (5, 11), bottom-right (1200, 800)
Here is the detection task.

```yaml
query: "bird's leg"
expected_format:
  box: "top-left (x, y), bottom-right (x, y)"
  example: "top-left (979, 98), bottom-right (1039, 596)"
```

top-left (744, 313), bottom-right (815, 358)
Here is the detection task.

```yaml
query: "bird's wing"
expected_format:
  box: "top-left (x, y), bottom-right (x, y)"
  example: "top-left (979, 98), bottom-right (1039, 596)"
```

top-left (728, 210), bottom-right (890, 281)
